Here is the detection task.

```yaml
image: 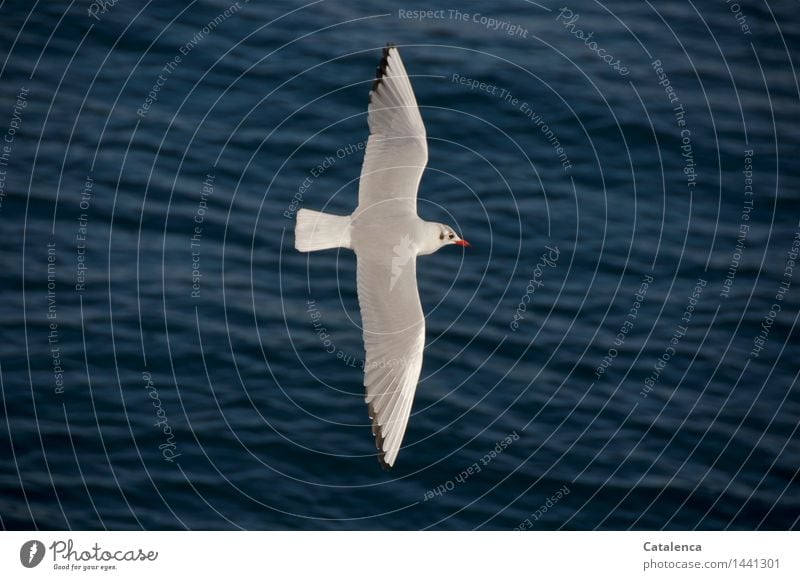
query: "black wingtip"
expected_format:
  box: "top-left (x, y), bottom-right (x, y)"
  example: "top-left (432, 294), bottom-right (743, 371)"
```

top-left (370, 42), bottom-right (397, 99)
top-left (368, 400), bottom-right (393, 471)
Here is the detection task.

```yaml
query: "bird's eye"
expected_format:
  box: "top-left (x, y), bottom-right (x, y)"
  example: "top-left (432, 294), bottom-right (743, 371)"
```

top-left (449, 234), bottom-right (454, 239)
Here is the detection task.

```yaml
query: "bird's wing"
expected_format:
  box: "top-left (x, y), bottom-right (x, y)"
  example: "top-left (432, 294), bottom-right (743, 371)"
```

top-left (357, 45), bottom-right (428, 216)
top-left (357, 251), bottom-right (425, 468)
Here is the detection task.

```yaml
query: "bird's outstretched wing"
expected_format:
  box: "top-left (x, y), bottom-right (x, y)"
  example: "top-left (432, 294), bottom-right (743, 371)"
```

top-left (357, 253), bottom-right (424, 469)
top-left (356, 44), bottom-right (428, 217)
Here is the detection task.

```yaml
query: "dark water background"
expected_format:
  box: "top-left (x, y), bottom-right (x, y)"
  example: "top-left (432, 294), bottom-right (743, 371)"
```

top-left (0, 0), bottom-right (798, 530)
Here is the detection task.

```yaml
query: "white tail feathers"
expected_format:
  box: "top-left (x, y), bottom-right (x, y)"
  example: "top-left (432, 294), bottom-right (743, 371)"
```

top-left (295, 209), bottom-right (352, 252)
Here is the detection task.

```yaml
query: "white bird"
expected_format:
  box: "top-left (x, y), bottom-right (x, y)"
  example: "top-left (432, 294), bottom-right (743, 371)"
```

top-left (295, 44), bottom-right (469, 469)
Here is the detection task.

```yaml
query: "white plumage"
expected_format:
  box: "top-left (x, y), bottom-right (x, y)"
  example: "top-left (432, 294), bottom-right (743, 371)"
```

top-left (295, 44), bottom-right (469, 469)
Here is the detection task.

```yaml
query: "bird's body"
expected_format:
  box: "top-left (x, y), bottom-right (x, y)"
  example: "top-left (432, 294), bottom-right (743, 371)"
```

top-left (351, 213), bottom-right (440, 256)
top-left (295, 44), bottom-right (468, 469)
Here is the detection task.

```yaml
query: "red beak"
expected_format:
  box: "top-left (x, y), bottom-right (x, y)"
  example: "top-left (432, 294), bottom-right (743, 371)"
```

top-left (454, 239), bottom-right (470, 247)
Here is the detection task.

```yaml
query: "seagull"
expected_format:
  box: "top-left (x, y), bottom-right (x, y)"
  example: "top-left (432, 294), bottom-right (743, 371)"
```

top-left (295, 44), bottom-right (469, 469)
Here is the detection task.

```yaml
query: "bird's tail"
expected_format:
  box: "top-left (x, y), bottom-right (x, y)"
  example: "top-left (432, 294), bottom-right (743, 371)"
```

top-left (294, 209), bottom-right (352, 252)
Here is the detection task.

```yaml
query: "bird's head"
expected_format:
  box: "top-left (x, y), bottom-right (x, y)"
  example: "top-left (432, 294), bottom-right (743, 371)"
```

top-left (419, 222), bottom-right (469, 254)
top-left (438, 224), bottom-right (469, 247)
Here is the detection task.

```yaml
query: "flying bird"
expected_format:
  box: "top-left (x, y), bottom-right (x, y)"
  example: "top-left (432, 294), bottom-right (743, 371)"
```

top-left (295, 44), bottom-right (469, 469)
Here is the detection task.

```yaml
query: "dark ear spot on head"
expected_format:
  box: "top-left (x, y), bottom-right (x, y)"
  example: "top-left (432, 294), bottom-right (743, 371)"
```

top-left (439, 232), bottom-right (444, 240)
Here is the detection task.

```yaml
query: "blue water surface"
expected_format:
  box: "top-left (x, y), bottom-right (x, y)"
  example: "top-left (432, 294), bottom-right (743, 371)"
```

top-left (0, 0), bottom-right (798, 530)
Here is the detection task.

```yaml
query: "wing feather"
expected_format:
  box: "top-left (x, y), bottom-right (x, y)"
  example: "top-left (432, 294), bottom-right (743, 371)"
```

top-left (357, 45), bottom-right (428, 216)
top-left (357, 254), bottom-right (424, 469)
